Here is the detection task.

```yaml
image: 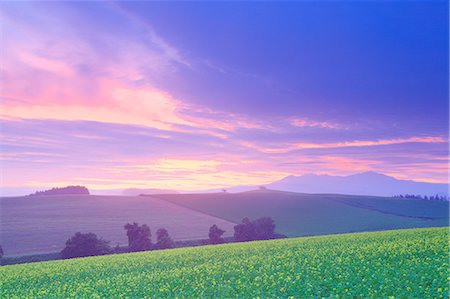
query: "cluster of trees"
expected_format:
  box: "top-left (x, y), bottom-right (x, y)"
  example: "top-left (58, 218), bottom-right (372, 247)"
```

top-left (56, 216), bottom-right (276, 259)
top-left (60, 223), bottom-right (175, 259)
top-left (393, 194), bottom-right (449, 201)
top-left (208, 216), bottom-right (276, 244)
top-left (29, 186), bottom-right (90, 196)
top-left (61, 232), bottom-right (109, 259)
top-left (234, 217), bottom-right (276, 242)
top-left (124, 223), bottom-right (174, 252)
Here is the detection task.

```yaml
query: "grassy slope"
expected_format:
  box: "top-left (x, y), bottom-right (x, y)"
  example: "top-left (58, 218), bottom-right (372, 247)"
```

top-left (329, 194), bottom-right (449, 218)
top-left (0, 195), bottom-right (236, 255)
top-left (1, 227), bottom-right (448, 298)
top-left (154, 190), bottom-right (449, 237)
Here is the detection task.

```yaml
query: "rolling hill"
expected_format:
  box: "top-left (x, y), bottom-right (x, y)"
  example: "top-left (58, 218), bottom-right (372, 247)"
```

top-left (3, 189), bottom-right (448, 256)
top-left (0, 195), bottom-right (235, 256)
top-left (1, 227), bottom-right (448, 298)
top-left (154, 189), bottom-right (449, 237)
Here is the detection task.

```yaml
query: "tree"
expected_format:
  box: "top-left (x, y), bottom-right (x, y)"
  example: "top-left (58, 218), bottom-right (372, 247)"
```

top-left (0, 245), bottom-right (3, 259)
top-left (155, 228), bottom-right (173, 249)
top-left (254, 217), bottom-right (275, 240)
top-left (61, 232), bottom-right (110, 259)
top-left (124, 222), bottom-right (152, 252)
top-left (234, 217), bottom-right (256, 242)
top-left (209, 224), bottom-right (225, 244)
top-left (234, 217), bottom-right (276, 242)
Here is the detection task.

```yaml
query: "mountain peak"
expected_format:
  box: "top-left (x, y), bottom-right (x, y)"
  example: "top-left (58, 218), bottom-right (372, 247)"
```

top-left (268, 171), bottom-right (447, 196)
top-left (351, 171), bottom-right (389, 178)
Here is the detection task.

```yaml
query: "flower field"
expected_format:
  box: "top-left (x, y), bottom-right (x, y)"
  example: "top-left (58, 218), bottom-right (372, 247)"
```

top-left (1, 227), bottom-right (448, 298)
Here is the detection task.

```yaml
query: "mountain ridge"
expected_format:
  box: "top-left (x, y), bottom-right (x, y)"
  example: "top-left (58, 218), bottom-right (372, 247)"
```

top-left (266, 171), bottom-right (448, 197)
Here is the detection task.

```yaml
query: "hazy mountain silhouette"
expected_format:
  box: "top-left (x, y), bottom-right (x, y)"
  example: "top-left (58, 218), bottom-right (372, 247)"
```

top-left (123, 188), bottom-right (179, 196)
top-left (267, 171), bottom-right (448, 197)
top-left (4, 172), bottom-right (446, 198)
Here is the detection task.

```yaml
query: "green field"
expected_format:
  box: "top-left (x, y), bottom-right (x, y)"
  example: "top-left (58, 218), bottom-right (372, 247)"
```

top-left (154, 190), bottom-right (449, 237)
top-left (0, 195), bottom-right (236, 255)
top-left (1, 227), bottom-right (448, 298)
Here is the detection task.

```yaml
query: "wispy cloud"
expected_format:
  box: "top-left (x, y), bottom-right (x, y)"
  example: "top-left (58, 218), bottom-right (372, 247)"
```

top-left (290, 118), bottom-right (345, 130)
top-left (107, 2), bottom-right (192, 69)
top-left (242, 136), bottom-right (447, 154)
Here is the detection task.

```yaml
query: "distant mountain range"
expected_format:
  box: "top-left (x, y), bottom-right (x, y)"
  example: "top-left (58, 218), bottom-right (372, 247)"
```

top-left (122, 188), bottom-right (179, 196)
top-left (88, 188), bottom-right (179, 196)
top-left (2, 171), bottom-right (447, 198)
top-left (266, 171), bottom-right (448, 197)
top-left (142, 171), bottom-right (449, 197)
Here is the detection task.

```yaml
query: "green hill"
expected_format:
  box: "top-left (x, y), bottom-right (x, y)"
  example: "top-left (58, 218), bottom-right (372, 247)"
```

top-left (154, 190), bottom-right (449, 237)
top-left (1, 227), bottom-right (448, 298)
top-left (0, 195), bottom-right (236, 256)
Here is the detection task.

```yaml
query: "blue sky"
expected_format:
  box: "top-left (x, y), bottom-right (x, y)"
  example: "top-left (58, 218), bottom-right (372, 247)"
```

top-left (1, 1), bottom-right (448, 193)
top-left (123, 1), bottom-right (448, 128)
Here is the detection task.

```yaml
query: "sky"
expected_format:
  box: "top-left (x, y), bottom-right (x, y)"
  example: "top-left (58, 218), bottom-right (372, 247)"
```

top-left (1, 1), bottom-right (448, 194)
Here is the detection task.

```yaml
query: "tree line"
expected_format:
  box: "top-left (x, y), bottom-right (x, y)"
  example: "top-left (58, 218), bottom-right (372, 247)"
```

top-left (393, 194), bottom-right (449, 201)
top-left (28, 186), bottom-right (90, 196)
top-left (56, 216), bottom-right (276, 259)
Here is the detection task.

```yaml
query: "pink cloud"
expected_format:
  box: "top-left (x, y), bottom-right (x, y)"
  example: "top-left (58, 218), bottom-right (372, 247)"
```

top-left (290, 118), bottom-right (344, 129)
top-left (15, 157), bottom-right (289, 191)
top-left (242, 136), bottom-right (447, 154)
top-left (2, 30), bottom-right (269, 136)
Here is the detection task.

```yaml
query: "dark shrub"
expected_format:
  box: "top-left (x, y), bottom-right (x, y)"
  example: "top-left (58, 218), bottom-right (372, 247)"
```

top-left (208, 224), bottom-right (225, 244)
top-left (61, 232), bottom-right (110, 259)
top-left (124, 222), bottom-right (152, 252)
top-left (234, 217), bottom-right (256, 242)
top-left (155, 228), bottom-right (173, 249)
top-left (254, 217), bottom-right (276, 240)
top-left (234, 217), bottom-right (276, 242)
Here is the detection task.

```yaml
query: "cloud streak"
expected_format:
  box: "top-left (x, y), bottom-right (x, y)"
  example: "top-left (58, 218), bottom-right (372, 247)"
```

top-left (241, 137), bottom-right (446, 154)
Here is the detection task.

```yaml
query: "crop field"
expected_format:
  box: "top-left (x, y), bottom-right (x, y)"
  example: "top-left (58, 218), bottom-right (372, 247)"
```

top-left (0, 227), bottom-right (448, 298)
top-left (0, 195), bottom-right (236, 255)
top-left (330, 194), bottom-right (449, 218)
top-left (155, 190), bottom-right (449, 237)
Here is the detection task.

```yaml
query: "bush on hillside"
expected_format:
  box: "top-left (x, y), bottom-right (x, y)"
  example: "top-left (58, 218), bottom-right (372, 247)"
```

top-left (124, 222), bottom-right (152, 252)
top-left (154, 228), bottom-right (173, 250)
top-left (61, 232), bottom-right (110, 259)
top-left (234, 217), bottom-right (276, 242)
top-left (254, 217), bottom-right (276, 240)
top-left (209, 224), bottom-right (226, 244)
top-left (234, 217), bottom-right (257, 242)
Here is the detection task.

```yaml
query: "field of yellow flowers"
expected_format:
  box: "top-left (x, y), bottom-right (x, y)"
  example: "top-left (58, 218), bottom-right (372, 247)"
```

top-left (1, 227), bottom-right (448, 298)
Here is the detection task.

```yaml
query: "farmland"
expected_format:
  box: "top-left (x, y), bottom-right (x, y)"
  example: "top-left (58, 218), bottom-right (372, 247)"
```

top-left (154, 190), bottom-right (449, 237)
top-left (2, 190), bottom-right (448, 256)
top-left (0, 195), bottom-right (236, 255)
top-left (1, 227), bottom-right (448, 298)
